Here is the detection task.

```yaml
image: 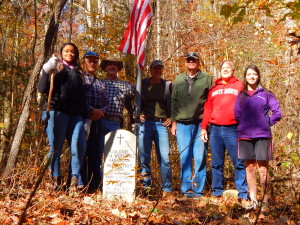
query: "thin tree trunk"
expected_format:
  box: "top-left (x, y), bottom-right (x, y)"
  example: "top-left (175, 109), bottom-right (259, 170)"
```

top-left (31, 0), bottom-right (38, 62)
top-left (69, 0), bottom-right (74, 42)
top-left (0, 96), bottom-right (12, 165)
top-left (2, 0), bottom-right (68, 178)
top-left (86, 0), bottom-right (92, 28)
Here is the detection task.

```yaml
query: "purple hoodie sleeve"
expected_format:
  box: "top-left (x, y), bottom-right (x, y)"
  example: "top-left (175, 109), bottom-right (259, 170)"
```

top-left (268, 92), bottom-right (282, 126)
top-left (234, 94), bottom-right (242, 124)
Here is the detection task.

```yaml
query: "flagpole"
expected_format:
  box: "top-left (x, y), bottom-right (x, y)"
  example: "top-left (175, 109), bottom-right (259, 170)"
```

top-left (134, 64), bottom-right (142, 135)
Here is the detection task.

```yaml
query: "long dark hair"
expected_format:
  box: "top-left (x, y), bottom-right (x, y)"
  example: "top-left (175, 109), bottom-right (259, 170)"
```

top-left (242, 64), bottom-right (261, 91)
top-left (240, 65), bottom-right (269, 103)
top-left (57, 42), bottom-right (81, 72)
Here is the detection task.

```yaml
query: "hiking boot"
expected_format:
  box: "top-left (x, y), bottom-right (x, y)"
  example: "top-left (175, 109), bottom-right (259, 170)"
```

top-left (70, 176), bottom-right (78, 192)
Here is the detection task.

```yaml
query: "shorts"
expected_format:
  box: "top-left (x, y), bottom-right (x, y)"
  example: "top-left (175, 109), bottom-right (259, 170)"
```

top-left (238, 138), bottom-right (273, 160)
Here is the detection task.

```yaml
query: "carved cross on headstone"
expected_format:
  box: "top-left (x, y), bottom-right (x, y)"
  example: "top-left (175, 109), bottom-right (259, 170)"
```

top-left (117, 133), bottom-right (124, 145)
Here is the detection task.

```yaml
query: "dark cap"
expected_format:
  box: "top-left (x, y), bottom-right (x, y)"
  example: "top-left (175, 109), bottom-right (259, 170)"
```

top-left (150, 60), bottom-right (164, 68)
top-left (83, 51), bottom-right (99, 58)
top-left (186, 52), bottom-right (199, 60)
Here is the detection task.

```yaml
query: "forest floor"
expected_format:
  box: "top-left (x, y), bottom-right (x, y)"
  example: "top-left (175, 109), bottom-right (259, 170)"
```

top-left (0, 175), bottom-right (299, 225)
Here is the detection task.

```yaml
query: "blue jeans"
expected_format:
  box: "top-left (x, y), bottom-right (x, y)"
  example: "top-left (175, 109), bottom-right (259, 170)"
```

top-left (176, 122), bottom-right (207, 196)
top-left (101, 119), bottom-right (121, 134)
top-left (79, 119), bottom-right (104, 191)
top-left (42, 111), bottom-right (86, 178)
top-left (138, 121), bottom-right (172, 192)
top-left (210, 124), bottom-right (248, 199)
top-left (100, 119), bottom-right (121, 152)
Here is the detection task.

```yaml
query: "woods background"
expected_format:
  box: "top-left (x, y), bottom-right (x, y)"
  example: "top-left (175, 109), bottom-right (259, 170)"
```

top-left (0, 0), bottom-right (299, 224)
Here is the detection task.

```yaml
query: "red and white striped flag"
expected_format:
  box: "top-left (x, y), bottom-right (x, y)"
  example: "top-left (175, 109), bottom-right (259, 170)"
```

top-left (118, 0), bottom-right (152, 70)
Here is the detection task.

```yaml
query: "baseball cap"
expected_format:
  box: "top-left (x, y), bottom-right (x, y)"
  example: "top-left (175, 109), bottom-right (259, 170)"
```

top-left (150, 60), bottom-right (164, 68)
top-left (83, 51), bottom-right (99, 58)
top-left (186, 52), bottom-right (199, 60)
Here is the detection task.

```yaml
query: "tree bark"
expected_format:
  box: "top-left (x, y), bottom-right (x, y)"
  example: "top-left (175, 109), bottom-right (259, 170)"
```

top-left (0, 95), bottom-right (12, 166)
top-left (86, 0), bottom-right (92, 28)
top-left (2, 0), bottom-right (68, 178)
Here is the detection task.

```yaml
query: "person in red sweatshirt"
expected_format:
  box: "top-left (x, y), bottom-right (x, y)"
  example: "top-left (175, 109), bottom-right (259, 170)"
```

top-left (200, 60), bottom-right (248, 202)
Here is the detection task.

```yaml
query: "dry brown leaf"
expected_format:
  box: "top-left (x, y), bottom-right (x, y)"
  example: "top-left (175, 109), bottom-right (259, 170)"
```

top-left (197, 200), bottom-right (207, 207)
top-left (50, 217), bottom-right (65, 225)
top-left (291, 57), bottom-right (300, 63)
top-left (286, 219), bottom-right (297, 225)
top-left (264, 59), bottom-right (278, 65)
top-left (111, 208), bottom-right (127, 218)
top-left (10, 215), bottom-right (19, 224)
top-left (83, 196), bottom-right (95, 205)
top-left (48, 210), bottom-right (61, 218)
top-left (88, 210), bottom-right (98, 218)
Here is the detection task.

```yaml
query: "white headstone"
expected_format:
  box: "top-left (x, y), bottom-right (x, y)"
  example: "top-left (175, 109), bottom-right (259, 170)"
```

top-left (102, 129), bottom-right (137, 202)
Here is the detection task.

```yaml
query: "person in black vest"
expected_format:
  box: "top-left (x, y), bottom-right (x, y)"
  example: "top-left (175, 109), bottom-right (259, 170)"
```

top-left (138, 60), bottom-right (173, 197)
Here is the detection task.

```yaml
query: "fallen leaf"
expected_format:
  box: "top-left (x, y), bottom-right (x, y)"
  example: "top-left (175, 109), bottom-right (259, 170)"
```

top-left (48, 210), bottom-right (61, 218)
top-left (287, 132), bottom-right (293, 140)
top-left (111, 208), bottom-right (127, 218)
top-left (264, 59), bottom-right (278, 65)
top-left (50, 217), bottom-right (64, 225)
top-left (286, 219), bottom-right (297, 225)
top-left (83, 196), bottom-right (95, 206)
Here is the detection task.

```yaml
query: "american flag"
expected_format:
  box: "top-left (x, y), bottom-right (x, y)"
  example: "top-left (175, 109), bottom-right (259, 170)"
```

top-left (118, 0), bottom-right (152, 70)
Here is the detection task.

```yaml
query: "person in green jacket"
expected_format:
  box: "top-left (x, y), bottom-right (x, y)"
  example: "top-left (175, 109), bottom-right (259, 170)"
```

top-left (171, 52), bottom-right (213, 198)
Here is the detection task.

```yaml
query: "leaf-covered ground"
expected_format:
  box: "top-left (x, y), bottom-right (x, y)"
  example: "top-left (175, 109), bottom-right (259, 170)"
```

top-left (0, 176), bottom-right (299, 225)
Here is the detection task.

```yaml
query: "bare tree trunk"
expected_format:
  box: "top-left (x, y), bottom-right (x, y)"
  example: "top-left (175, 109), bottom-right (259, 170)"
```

top-left (31, 0), bottom-right (38, 62)
top-left (0, 96), bottom-right (12, 165)
top-left (86, 0), bottom-right (92, 28)
top-left (69, 0), bottom-right (74, 42)
top-left (2, 0), bottom-right (68, 178)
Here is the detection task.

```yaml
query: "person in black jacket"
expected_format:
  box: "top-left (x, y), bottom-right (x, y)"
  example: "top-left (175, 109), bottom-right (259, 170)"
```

top-left (38, 43), bottom-right (88, 192)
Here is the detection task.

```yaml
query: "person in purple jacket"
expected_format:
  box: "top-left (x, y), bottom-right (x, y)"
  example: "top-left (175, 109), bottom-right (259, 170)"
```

top-left (234, 65), bottom-right (282, 212)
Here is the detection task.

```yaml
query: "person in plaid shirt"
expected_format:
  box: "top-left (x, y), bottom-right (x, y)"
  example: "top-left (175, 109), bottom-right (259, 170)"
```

top-left (79, 51), bottom-right (110, 193)
top-left (100, 55), bottom-right (135, 133)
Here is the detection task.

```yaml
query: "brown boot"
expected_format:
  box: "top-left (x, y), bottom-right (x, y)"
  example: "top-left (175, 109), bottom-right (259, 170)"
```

top-left (70, 176), bottom-right (78, 192)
